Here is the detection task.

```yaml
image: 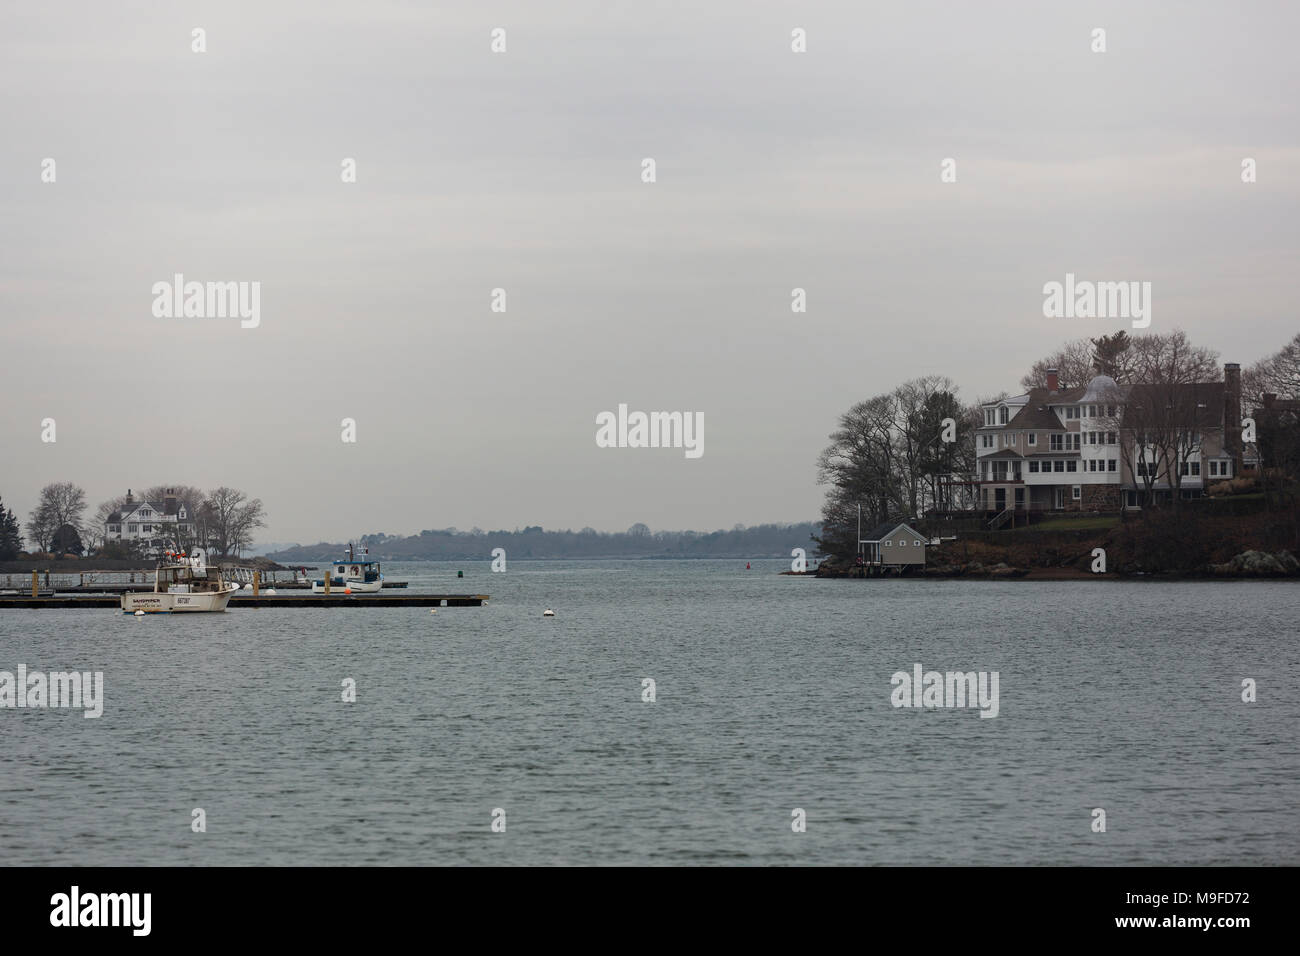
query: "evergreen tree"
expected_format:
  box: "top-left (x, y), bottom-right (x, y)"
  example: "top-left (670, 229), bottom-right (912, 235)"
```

top-left (0, 497), bottom-right (23, 560)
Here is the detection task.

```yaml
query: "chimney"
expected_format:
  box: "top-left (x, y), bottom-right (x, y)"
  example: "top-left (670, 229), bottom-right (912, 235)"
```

top-left (164, 488), bottom-right (178, 516)
top-left (125, 488), bottom-right (134, 505)
top-left (1223, 363), bottom-right (1242, 468)
top-left (1046, 368), bottom-right (1059, 392)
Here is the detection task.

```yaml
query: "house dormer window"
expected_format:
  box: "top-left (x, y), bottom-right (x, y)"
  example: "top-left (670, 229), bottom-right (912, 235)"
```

top-left (999, 406), bottom-right (1008, 425)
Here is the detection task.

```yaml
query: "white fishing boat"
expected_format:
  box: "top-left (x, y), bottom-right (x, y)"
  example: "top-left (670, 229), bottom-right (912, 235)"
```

top-left (121, 548), bottom-right (237, 614)
top-left (312, 543), bottom-right (383, 593)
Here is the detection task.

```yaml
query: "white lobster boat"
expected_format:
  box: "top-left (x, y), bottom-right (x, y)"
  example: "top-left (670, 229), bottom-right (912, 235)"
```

top-left (312, 543), bottom-right (383, 593)
top-left (121, 548), bottom-right (237, 614)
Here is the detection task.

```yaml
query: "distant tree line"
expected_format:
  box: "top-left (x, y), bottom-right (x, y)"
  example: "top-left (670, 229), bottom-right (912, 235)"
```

top-left (268, 522), bottom-right (822, 561)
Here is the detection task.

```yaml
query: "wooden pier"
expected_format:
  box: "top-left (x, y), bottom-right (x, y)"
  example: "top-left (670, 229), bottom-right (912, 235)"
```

top-left (0, 580), bottom-right (409, 594)
top-left (0, 594), bottom-right (488, 609)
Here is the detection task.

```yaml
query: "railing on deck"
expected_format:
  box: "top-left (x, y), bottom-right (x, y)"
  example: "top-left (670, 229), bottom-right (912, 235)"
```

top-left (0, 567), bottom-right (305, 594)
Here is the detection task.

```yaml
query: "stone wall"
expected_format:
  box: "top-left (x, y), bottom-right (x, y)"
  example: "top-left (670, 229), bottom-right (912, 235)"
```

top-left (1081, 484), bottom-right (1122, 511)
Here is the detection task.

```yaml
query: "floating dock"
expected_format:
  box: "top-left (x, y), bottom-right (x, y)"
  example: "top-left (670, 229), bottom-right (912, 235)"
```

top-left (0, 594), bottom-right (488, 609)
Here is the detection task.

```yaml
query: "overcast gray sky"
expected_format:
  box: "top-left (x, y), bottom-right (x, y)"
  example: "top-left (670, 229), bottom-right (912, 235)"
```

top-left (3, 0), bottom-right (1298, 544)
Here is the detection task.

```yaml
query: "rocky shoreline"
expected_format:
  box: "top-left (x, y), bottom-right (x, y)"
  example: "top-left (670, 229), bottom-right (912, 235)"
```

top-left (815, 549), bottom-right (1300, 580)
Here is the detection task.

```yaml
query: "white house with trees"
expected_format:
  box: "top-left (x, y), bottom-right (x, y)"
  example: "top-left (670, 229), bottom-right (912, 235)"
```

top-left (104, 489), bottom-right (198, 553)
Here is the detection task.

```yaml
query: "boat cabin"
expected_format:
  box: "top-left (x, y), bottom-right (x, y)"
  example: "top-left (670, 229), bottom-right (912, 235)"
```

top-left (314, 543), bottom-right (382, 589)
top-left (156, 564), bottom-right (221, 593)
top-left (320, 559), bottom-right (381, 587)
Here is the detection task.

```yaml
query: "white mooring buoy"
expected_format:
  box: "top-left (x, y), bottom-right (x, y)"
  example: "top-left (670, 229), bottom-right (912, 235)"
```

top-left (543, 608), bottom-right (555, 617)
top-left (429, 608), bottom-right (437, 614)
top-left (134, 610), bottom-right (145, 617)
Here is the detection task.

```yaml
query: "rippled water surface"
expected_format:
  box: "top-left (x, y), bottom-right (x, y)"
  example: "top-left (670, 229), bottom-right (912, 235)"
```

top-left (2, 560), bottom-right (1297, 865)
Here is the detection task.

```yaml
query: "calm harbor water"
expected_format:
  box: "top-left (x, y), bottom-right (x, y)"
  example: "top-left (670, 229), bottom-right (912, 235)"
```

top-left (2, 559), bottom-right (1298, 866)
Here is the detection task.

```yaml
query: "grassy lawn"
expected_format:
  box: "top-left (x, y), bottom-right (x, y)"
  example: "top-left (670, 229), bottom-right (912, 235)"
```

top-left (1029, 515), bottom-right (1121, 531)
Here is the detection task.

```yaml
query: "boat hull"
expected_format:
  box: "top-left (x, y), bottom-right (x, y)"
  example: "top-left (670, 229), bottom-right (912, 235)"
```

top-left (121, 587), bottom-right (237, 613)
top-left (311, 578), bottom-right (383, 594)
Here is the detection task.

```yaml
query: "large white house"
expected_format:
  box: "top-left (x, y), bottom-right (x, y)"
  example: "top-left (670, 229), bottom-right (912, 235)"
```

top-left (972, 364), bottom-right (1246, 519)
top-left (104, 489), bottom-right (198, 553)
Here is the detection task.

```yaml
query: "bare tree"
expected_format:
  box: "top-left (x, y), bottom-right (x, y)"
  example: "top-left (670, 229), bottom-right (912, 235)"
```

top-left (894, 375), bottom-right (960, 518)
top-left (25, 482), bottom-right (87, 553)
top-left (949, 397), bottom-right (993, 511)
top-left (1104, 385), bottom-right (1158, 509)
top-left (1244, 331), bottom-right (1300, 406)
top-left (202, 487), bottom-right (265, 557)
top-left (1020, 337), bottom-right (1098, 391)
top-left (138, 485), bottom-right (205, 510)
top-left (228, 498), bottom-right (266, 557)
top-left (89, 494), bottom-right (130, 552)
top-left (817, 392), bottom-right (903, 533)
top-left (1022, 329), bottom-right (1149, 391)
top-left (1126, 330), bottom-right (1220, 383)
top-left (1101, 331), bottom-right (1221, 511)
